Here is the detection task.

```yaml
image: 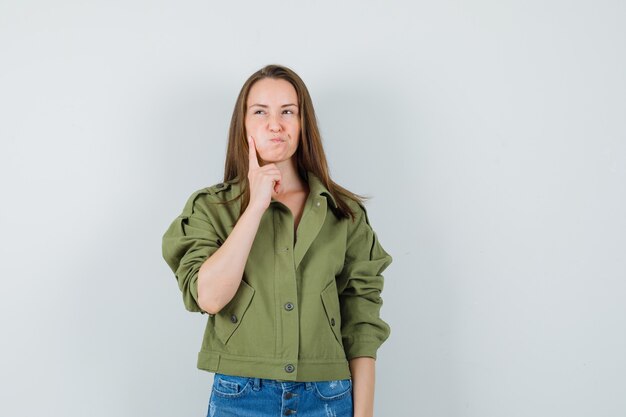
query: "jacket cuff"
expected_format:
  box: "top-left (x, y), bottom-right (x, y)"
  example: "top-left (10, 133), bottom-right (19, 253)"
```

top-left (342, 336), bottom-right (385, 360)
top-left (189, 275), bottom-right (201, 310)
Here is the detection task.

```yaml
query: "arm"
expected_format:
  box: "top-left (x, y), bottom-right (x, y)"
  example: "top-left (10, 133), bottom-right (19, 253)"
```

top-left (161, 192), bottom-right (266, 315)
top-left (337, 201), bottom-right (392, 415)
top-left (196, 205), bottom-right (265, 314)
top-left (161, 190), bottom-right (219, 314)
top-left (199, 136), bottom-right (284, 313)
top-left (161, 135), bottom-right (282, 314)
top-left (350, 356), bottom-right (376, 417)
top-left (338, 200), bottom-right (392, 360)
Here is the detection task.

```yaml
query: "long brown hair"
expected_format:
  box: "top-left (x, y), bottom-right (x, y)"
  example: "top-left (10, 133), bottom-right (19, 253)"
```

top-left (221, 64), bottom-right (367, 221)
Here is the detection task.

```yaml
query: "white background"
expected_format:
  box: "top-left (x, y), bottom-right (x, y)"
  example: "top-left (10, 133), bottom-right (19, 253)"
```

top-left (1, 1), bottom-right (625, 416)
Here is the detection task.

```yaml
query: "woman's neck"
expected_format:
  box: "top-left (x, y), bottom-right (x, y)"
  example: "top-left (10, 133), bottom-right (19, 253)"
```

top-left (264, 158), bottom-right (306, 195)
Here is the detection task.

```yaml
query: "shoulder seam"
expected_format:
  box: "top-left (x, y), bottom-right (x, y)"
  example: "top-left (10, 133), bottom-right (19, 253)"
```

top-left (181, 187), bottom-right (215, 217)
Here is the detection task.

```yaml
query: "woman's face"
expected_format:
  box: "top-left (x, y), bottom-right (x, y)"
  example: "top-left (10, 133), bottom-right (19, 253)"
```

top-left (245, 78), bottom-right (300, 166)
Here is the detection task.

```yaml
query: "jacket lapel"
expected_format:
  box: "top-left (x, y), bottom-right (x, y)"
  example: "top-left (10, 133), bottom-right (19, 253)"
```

top-left (294, 193), bottom-right (327, 270)
top-left (293, 171), bottom-right (338, 270)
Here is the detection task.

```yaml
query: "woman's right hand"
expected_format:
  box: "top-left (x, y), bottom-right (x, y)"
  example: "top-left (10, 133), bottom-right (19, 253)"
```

top-left (247, 135), bottom-right (282, 212)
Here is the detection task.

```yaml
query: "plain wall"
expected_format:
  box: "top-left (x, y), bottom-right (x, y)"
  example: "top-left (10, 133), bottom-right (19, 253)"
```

top-left (1, 1), bottom-right (625, 416)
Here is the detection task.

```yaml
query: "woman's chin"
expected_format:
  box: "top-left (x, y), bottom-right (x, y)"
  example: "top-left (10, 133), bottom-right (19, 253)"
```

top-left (259, 154), bottom-right (292, 165)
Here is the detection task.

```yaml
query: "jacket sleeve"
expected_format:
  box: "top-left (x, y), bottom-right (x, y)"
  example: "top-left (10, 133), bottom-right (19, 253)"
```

top-left (161, 189), bottom-right (221, 314)
top-left (337, 201), bottom-right (393, 360)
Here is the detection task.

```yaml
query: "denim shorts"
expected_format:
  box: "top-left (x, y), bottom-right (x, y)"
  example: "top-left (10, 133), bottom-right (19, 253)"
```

top-left (207, 372), bottom-right (353, 417)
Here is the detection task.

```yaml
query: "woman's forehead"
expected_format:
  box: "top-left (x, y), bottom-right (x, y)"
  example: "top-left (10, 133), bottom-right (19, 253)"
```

top-left (248, 78), bottom-right (298, 106)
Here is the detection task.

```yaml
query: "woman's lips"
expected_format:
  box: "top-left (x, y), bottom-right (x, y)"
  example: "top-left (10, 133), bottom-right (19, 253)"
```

top-left (270, 138), bottom-right (284, 143)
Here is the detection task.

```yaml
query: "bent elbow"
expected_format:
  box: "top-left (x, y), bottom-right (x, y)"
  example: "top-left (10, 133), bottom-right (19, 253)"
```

top-left (197, 270), bottom-right (240, 316)
top-left (201, 303), bottom-right (221, 315)
top-left (198, 293), bottom-right (223, 315)
top-left (197, 268), bottom-right (220, 315)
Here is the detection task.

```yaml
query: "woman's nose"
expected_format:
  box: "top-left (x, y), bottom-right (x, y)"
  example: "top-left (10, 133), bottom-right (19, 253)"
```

top-left (268, 113), bottom-right (281, 131)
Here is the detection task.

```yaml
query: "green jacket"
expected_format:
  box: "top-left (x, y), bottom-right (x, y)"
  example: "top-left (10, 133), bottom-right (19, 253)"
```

top-left (161, 171), bottom-right (392, 382)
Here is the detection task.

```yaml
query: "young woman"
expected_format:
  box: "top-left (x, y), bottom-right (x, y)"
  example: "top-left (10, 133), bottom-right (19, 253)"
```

top-left (162, 64), bottom-right (392, 417)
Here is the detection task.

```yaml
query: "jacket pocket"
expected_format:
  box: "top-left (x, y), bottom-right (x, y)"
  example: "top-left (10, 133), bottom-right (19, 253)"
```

top-left (320, 280), bottom-right (343, 348)
top-left (214, 280), bottom-right (255, 346)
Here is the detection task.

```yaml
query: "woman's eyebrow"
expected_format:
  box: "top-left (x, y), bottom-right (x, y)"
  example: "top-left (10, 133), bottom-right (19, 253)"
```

top-left (249, 103), bottom-right (298, 109)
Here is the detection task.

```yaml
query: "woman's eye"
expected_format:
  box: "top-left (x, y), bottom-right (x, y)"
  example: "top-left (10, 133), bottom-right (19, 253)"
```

top-left (252, 109), bottom-right (296, 115)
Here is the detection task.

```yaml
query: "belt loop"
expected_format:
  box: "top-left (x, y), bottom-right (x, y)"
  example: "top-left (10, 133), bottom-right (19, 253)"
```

top-left (252, 377), bottom-right (261, 391)
top-left (305, 381), bottom-right (313, 390)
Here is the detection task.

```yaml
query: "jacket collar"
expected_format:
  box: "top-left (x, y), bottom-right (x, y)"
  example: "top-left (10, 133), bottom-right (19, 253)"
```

top-left (305, 170), bottom-right (338, 209)
top-left (227, 170), bottom-right (337, 209)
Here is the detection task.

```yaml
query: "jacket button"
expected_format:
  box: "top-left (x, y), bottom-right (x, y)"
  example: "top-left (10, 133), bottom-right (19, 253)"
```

top-left (330, 318), bottom-right (335, 326)
top-left (284, 302), bottom-right (294, 311)
top-left (216, 183), bottom-right (224, 189)
top-left (284, 364), bottom-right (295, 373)
top-left (230, 314), bottom-right (238, 323)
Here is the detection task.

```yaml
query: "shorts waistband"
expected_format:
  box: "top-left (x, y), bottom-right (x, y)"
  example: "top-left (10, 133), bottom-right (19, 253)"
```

top-left (250, 377), bottom-right (314, 390)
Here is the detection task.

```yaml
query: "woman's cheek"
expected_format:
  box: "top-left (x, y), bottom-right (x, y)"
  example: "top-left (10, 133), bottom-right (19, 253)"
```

top-left (257, 143), bottom-right (275, 160)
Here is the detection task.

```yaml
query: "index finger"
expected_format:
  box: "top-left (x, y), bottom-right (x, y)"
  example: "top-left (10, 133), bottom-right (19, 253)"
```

top-left (248, 135), bottom-right (260, 168)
